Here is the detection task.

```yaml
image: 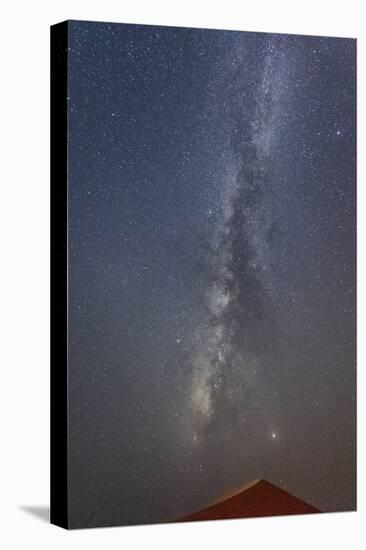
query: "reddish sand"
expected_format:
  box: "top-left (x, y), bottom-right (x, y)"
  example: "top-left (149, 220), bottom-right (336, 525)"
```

top-left (179, 479), bottom-right (320, 522)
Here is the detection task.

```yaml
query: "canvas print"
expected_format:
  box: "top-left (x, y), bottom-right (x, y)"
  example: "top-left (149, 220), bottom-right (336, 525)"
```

top-left (51, 20), bottom-right (356, 529)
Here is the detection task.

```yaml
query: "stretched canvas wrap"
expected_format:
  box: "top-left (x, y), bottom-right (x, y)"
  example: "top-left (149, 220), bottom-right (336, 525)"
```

top-left (51, 20), bottom-right (356, 529)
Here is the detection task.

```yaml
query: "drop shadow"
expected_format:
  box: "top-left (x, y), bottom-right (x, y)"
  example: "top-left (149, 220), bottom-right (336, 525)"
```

top-left (20, 506), bottom-right (49, 523)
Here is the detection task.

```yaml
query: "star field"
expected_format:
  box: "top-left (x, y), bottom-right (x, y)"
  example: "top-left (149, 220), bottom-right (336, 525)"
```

top-left (67, 21), bottom-right (356, 528)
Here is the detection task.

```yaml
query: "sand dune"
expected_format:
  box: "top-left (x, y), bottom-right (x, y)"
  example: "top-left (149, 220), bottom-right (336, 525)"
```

top-left (179, 479), bottom-right (320, 522)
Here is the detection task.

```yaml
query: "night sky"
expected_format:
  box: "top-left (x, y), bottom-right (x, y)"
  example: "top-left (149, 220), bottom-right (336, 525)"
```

top-left (67, 21), bottom-right (356, 528)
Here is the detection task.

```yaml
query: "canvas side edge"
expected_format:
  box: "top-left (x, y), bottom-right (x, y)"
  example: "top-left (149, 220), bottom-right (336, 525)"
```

top-left (50, 20), bottom-right (69, 530)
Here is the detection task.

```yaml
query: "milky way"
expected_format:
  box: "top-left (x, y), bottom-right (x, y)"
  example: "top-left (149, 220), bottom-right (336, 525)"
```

top-left (67, 21), bottom-right (356, 528)
top-left (189, 40), bottom-right (289, 438)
